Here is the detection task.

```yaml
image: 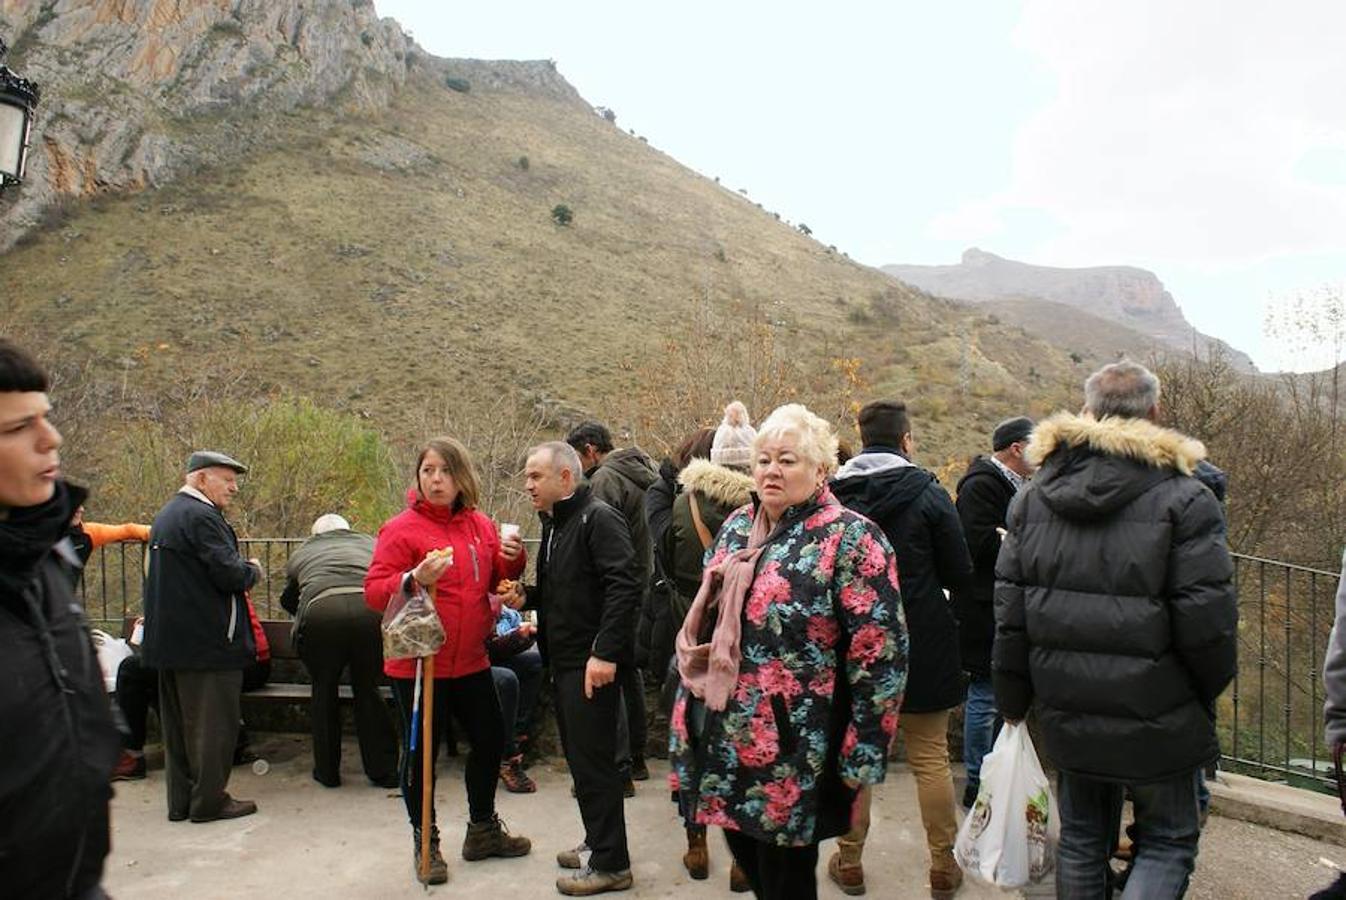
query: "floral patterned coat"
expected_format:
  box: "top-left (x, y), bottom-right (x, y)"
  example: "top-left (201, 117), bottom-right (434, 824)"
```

top-left (668, 488), bottom-right (908, 846)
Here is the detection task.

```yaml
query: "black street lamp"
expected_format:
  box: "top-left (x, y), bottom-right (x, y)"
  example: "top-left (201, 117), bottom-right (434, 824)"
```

top-left (0, 36), bottom-right (40, 193)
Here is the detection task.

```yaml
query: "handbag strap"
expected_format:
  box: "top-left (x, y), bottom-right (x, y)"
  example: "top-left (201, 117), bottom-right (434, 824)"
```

top-left (688, 492), bottom-right (714, 550)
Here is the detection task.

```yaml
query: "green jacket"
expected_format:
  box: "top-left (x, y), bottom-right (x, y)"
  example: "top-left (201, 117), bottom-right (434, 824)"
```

top-left (280, 529), bottom-right (376, 636)
top-left (664, 459), bottom-right (754, 604)
top-left (589, 447), bottom-right (659, 592)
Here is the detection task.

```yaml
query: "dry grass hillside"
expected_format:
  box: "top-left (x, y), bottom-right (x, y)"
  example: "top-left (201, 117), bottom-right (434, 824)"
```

top-left (2, 61), bottom-right (1098, 525)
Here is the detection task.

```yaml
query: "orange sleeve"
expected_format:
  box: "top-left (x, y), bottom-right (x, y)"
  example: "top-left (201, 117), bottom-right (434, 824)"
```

top-left (84, 522), bottom-right (152, 547)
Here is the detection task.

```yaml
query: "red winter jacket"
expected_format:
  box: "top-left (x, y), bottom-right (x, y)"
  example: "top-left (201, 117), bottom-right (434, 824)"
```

top-left (365, 489), bottom-right (526, 679)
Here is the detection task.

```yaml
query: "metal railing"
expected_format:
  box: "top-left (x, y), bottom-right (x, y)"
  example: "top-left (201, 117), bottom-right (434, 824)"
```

top-left (1222, 552), bottom-right (1341, 791)
top-left (79, 537), bottom-right (541, 626)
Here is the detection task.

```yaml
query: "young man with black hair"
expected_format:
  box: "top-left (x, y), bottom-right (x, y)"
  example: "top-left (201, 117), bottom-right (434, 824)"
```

top-left (0, 339), bottom-right (120, 899)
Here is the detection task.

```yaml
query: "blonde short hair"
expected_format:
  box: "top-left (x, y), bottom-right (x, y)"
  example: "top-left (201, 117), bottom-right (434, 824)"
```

top-left (753, 404), bottom-right (840, 473)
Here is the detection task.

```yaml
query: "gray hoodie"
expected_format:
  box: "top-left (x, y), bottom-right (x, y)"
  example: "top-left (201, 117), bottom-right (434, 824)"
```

top-left (1323, 548), bottom-right (1346, 745)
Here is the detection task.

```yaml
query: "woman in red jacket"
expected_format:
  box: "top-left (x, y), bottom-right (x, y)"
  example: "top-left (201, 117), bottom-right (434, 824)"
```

top-left (365, 436), bottom-right (532, 884)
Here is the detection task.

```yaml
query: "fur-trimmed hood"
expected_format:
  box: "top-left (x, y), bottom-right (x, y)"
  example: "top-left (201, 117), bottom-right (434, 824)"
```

top-left (1026, 412), bottom-right (1208, 521)
top-left (678, 458), bottom-right (754, 508)
top-left (1026, 412), bottom-right (1206, 474)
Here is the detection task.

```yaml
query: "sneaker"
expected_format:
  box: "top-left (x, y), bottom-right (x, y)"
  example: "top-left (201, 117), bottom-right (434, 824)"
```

top-left (112, 750), bottom-right (146, 781)
top-left (462, 815), bottom-right (532, 860)
top-left (630, 757), bottom-right (650, 781)
top-left (500, 754), bottom-right (537, 793)
top-left (413, 826), bottom-right (449, 885)
top-left (557, 842), bottom-right (589, 869)
top-left (556, 865), bottom-right (633, 896)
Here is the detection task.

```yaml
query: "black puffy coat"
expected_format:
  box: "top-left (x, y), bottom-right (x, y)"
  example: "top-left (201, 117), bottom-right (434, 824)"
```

top-left (954, 457), bottom-right (1019, 677)
top-left (142, 490), bottom-right (258, 671)
top-left (644, 459), bottom-right (680, 678)
top-left (0, 481), bottom-right (119, 899)
top-left (527, 484), bottom-right (641, 671)
top-left (993, 413), bottom-right (1238, 783)
top-left (832, 449), bottom-right (973, 714)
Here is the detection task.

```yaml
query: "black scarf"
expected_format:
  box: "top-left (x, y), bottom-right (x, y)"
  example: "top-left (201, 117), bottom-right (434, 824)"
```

top-left (0, 480), bottom-right (86, 597)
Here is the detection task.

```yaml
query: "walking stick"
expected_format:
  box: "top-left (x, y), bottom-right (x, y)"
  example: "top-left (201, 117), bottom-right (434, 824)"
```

top-left (419, 586), bottom-right (437, 885)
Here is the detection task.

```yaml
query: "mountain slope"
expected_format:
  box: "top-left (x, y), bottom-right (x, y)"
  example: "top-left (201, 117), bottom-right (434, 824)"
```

top-left (884, 248), bottom-right (1256, 371)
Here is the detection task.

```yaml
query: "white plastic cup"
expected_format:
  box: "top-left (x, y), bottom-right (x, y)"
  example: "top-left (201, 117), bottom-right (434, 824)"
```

top-left (252, 759), bottom-right (270, 776)
top-left (500, 523), bottom-right (521, 541)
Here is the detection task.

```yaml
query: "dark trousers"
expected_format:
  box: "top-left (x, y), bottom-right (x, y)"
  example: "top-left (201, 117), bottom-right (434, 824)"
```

top-left (118, 655), bottom-right (266, 757)
top-left (392, 667), bottom-right (504, 828)
top-left (493, 646), bottom-right (543, 756)
top-left (554, 666), bottom-right (630, 872)
top-left (298, 593), bottom-right (397, 783)
top-left (159, 668), bottom-right (242, 820)
top-left (723, 830), bottom-right (819, 900)
top-left (616, 665), bottom-right (647, 771)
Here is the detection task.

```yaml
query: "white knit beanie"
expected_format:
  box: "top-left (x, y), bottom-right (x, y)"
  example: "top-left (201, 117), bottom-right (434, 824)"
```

top-left (711, 401), bottom-right (756, 469)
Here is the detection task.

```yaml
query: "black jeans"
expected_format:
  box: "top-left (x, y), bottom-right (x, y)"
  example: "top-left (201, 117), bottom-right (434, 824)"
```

top-left (392, 667), bottom-right (504, 827)
top-left (298, 592), bottom-right (397, 783)
top-left (554, 666), bottom-right (630, 872)
top-left (723, 830), bottom-right (820, 900)
top-left (617, 665), bottom-right (647, 771)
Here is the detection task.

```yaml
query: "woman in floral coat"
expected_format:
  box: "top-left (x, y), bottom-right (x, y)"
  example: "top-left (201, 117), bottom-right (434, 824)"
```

top-left (670, 403), bottom-right (908, 900)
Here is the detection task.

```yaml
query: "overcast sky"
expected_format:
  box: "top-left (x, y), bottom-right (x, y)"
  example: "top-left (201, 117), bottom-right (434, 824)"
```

top-left (375, 0), bottom-right (1346, 371)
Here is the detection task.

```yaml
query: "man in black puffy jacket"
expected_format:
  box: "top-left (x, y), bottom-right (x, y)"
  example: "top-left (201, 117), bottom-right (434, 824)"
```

top-left (831, 399), bottom-right (973, 898)
top-left (994, 361), bottom-right (1237, 898)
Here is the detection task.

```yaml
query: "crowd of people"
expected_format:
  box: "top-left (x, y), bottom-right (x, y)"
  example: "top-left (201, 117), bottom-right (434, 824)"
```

top-left (7, 331), bottom-right (1336, 900)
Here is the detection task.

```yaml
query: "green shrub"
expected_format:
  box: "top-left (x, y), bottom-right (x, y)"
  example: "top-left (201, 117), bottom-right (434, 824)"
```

top-left (444, 76), bottom-right (471, 93)
top-left (518, 155), bottom-right (530, 171)
top-left (551, 204), bottom-right (573, 226)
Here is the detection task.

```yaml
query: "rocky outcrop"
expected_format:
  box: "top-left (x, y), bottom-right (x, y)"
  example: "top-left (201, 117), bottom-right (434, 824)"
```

top-left (885, 248), bottom-right (1256, 371)
top-left (0, 0), bottom-right (415, 249)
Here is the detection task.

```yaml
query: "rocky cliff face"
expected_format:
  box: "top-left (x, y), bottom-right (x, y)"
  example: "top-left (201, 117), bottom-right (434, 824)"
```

top-left (885, 248), bottom-right (1256, 371)
top-left (0, 1), bottom-right (584, 251)
top-left (0, 0), bottom-right (417, 248)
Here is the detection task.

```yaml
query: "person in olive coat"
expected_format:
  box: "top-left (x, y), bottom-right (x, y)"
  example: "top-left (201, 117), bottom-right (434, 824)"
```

top-left (830, 399), bottom-right (973, 897)
top-left (994, 361), bottom-right (1236, 898)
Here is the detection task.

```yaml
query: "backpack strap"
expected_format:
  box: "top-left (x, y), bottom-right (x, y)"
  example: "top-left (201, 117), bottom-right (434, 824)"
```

top-left (687, 493), bottom-right (714, 551)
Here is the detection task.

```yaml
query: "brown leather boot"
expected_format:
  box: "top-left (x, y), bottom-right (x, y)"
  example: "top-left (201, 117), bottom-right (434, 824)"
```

top-left (827, 837), bottom-right (866, 895)
top-left (461, 815), bottom-right (532, 860)
top-left (729, 861), bottom-right (751, 893)
top-left (682, 828), bottom-right (709, 879)
top-left (929, 851), bottom-right (963, 899)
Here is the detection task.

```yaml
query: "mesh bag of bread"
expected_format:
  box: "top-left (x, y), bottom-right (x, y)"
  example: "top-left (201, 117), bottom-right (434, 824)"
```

top-left (381, 577), bottom-right (446, 660)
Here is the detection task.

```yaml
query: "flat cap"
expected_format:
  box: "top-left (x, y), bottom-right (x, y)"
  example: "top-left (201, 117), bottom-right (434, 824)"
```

top-left (186, 450), bottom-right (248, 474)
top-left (992, 416), bottom-right (1034, 451)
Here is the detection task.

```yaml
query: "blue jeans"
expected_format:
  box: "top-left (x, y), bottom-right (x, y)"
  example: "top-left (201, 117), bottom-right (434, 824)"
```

top-left (1057, 769), bottom-right (1200, 899)
top-left (962, 675), bottom-right (999, 792)
top-left (492, 646), bottom-right (543, 756)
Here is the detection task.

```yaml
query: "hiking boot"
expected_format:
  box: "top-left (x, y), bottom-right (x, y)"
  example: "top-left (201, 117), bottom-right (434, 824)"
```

top-left (682, 828), bottom-right (708, 880)
top-left (112, 750), bottom-right (146, 781)
top-left (556, 865), bottom-right (633, 896)
top-left (557, 842), bottom-right (589, 869)
top-left (827, 837), bottom-right (866, 895)
top-left (500, 754), bottom-right (537, 793)
top-left (730, 861), bottom-right (751, 893)
top-left (630, 757), bottom-right (650, 781)
top-left (413, 826), bottom-right (448, 885)
top-left (462, 814), bottom-right (532, 860)
top-left (929, 864), bottom-right (963, 899)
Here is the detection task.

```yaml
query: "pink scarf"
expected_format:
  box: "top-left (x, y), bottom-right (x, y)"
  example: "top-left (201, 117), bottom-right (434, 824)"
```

top-left (674, 508), bottom-right (773, 711)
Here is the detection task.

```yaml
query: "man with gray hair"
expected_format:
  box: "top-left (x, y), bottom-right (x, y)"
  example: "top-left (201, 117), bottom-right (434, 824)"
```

top-left (143, 451), bottom-right (264, 822)
top-left (280, 513), bottom-right (397, 789)
top-left (993, 361), bottom-right (1237, 897)
top-left (521, 441), bottom-right (640, 895)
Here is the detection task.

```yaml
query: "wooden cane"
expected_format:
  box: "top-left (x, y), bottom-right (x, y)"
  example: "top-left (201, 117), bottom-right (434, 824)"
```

top-left (419, 585), bottom-right (437, 884)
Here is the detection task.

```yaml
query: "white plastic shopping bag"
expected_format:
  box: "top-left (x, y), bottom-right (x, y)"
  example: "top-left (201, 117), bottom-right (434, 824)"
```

top-left (954, 722), bottom-right (1059, 888)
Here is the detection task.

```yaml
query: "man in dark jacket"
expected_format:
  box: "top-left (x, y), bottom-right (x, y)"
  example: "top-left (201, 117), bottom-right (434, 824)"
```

top-left (994, 361), bottom-right (1237, 897)
top-left (524, 441), bottom-right (639, 896)
top-left (953, 415), bottom-right (1035, 808)
top-left (830, 399), bottom-right (974, 897)
top-left (143, 450), bottom-right (262, 823)
top-left (280, 513), bottom-right (397, 789)
top-left (0, 339), bottom-right (119, 899)
top-left (568, 420), bottom-right (658, 783)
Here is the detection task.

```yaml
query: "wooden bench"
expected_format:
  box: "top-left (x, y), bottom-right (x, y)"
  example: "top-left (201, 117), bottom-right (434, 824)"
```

top-left (122, 617), bottom-right (393, 703)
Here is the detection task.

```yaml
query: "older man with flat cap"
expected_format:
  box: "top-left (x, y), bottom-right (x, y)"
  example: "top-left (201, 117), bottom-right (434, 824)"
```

top-left (143, 450), bottom-right (263, 822)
